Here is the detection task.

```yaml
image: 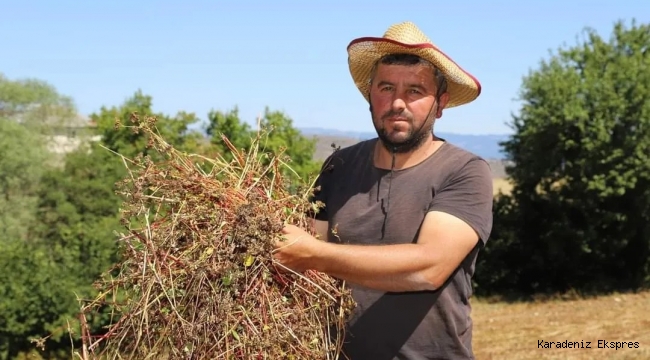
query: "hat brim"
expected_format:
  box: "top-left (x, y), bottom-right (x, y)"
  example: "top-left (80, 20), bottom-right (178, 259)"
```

top-left (347, 37), bottom-right (481, 108)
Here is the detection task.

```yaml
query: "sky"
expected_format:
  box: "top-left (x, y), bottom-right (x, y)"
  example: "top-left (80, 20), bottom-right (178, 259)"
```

top-left (2, 0), bottom-right (649, 135)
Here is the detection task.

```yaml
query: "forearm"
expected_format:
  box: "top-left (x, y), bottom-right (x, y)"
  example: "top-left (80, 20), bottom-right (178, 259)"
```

top-left (312, 242), bottom-right (439, 292)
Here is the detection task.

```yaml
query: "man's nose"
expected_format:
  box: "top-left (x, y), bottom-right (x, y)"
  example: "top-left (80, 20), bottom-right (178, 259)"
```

top-left (391, 97), bottom-right (406, 112)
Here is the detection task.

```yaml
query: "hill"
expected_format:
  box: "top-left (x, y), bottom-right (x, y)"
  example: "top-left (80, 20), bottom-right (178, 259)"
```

top-left (300, 127), bottom-right (509, 160)
top-left (301, 127), bottom-right (511, 179)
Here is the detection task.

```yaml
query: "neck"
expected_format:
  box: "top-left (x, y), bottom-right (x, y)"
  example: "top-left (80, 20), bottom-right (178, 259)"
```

top-left (373, 134), bottom-right (444, 170)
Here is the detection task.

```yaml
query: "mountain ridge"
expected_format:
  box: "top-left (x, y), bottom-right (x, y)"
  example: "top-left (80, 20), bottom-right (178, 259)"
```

top-left (300, 126), bottom-right (510, 160)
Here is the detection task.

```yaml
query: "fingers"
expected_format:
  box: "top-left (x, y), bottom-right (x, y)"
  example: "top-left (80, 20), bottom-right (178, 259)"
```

top-left (283, 223), bottom-right (306, 232)
top-left (275, 236), bottom-right (304, 250)
top-left (281, 224), bottom-right (296, 234)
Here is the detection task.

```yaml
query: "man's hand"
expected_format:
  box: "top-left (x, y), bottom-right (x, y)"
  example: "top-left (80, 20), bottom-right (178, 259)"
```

top-left (272, 224), bottom-right (324, 273)
top-left (278, 211), bottom-right (481, 292)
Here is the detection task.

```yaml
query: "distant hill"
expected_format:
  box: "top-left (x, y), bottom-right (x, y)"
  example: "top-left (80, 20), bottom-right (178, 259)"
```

top-left (300, 127), bottom-right (510, 160)
top-left (300, 127), bottom-right (512, 179)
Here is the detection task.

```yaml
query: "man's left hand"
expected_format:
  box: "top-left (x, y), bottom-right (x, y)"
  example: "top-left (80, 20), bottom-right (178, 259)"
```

top-left (272, 224), bottom-right (324, 273)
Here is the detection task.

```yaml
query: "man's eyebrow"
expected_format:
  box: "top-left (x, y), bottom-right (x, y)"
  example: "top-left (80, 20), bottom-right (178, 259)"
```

top-left (375, 80), bottom-right (430, 92)
top-left (408, 83), bottom-right (428, 91)
top-left (376, 80), bottom-right (394, 87)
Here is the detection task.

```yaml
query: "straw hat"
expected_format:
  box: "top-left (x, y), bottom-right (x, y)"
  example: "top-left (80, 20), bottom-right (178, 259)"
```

top-left (347, 21), bottom-right (481, 108)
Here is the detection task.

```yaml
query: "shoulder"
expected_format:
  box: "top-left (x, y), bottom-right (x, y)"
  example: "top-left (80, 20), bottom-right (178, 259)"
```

top-left (430, 142), bottom-right (493, 189)
top-left (426, 142), bottom-right (494, 243)
top-left (439, 142), bottom-right (490, 168)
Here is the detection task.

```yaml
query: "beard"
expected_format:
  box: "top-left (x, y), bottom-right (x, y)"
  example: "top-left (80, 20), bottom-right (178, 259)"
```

top-left (373, 108), bottom-right (434, 154)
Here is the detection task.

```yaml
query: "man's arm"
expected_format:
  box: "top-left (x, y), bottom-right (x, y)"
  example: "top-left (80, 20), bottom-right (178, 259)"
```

top-left (305, 158), bottom-right (493, 293)
top-left (310, 211), bottom-right (480, 292)
top-left (311, 219), bottom-right (329, 241)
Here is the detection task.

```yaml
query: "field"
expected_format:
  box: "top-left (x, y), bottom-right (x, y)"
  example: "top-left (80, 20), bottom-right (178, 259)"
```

top-left (480, 175), bottom-right (650, 359)
top-left (472, 290), bottom-right (650, 359)
top-left (492, 177), bottom-right (513, 195)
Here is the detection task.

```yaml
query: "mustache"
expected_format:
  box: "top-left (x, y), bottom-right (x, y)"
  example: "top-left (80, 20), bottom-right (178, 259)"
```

top-left (381, 110), bottom-right (414, 121)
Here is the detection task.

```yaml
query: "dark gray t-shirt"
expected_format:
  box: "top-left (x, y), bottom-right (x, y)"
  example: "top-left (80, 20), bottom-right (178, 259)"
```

top-left (311, 138), bottom-right (493, 360)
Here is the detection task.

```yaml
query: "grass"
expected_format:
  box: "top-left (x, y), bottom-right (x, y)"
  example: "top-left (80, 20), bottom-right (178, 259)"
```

top-left (69, 114), bottom-right (354, 360)
top-left (492, 178), bottom-right (513, 196)
top-left (472, 290), bottom-right (650, 359)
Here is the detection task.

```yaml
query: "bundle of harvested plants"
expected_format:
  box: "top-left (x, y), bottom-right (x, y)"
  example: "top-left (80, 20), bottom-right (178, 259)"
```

top-left (77, 113), bottom-right (355, 359)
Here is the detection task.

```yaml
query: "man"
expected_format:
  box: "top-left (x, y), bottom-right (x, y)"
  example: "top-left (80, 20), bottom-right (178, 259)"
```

top-left (273, 21), bottom-right (493, 360)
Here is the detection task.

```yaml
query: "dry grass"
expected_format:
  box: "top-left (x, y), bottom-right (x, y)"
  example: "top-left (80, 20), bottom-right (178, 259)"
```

top-left (68, 114), bottom-right (355, 360)
top-left (491, 177), bottom-right (574, 197)
top-left (492, 178), bottom-right (513, 196)
top-left (472, 290), bottom-right (650, 359)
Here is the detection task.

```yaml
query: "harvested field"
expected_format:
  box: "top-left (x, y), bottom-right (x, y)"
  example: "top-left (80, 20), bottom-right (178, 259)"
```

top-left (492, 178), bottom-right (513, 196)
top-left (472, 290), bottom-right (650, 359)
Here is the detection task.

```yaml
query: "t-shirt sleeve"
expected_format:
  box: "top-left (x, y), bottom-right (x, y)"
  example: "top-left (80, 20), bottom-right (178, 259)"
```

top-left (428, 158), bottom-right (494, 244)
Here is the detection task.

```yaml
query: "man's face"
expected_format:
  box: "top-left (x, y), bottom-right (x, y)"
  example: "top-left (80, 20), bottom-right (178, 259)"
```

top-left (369, 63), bottom-right (448, 153)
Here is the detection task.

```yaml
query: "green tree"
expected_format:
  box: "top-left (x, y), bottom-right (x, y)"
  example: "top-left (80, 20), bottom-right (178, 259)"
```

top-left (92, 90), bottom-right (204, 159)
top-left (0, 241), bottom-right (79, 360)
top-left (0, 74), bottom-right (76, 243)
top-left (0, 120), bottom-right (49, 242)
top-left (22, 91), bottom-right (207, 358)
top-left (258, 107), bottom-right (321, 183)
top-left (44, 90), bottom-right (210, 258)
top-left (206, 106), bottom-right (320, 187)
top-left (477, 19), bottom-right (650, 296)
top-left (0, 75), bottom-right (83, 360)
top-left (205, 106), bottom-right (253, 157)
top-left (36, 90), bottom-right (207, 286)
top-left (0, 73), bottom-right (77, 137)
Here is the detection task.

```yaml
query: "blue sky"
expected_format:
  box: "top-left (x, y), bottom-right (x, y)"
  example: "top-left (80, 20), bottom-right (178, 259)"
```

top-left (2, 0), bottom-right (649, 135)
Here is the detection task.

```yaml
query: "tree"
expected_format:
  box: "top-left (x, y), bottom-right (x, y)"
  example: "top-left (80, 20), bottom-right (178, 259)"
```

top-left (0, 73), bottom-right (77, 137)
top-left (258, 107), bottom-right (321, 183)
top-left (91, 90), bottom-right (205, 159)
top-left (206, 106), bottom-right (320, 186)
top-left (478, 19), bottom-right (650, 295)
top-left (0, 240), bottom-right (80, 360)
top-left (205, 106), bottom-right (253, 156)
top-left (0, 74), bottom-right (77, 243)
top-left (22, 91), bottom-right (207, 358)
top-left (0, 75), bottom-right (84, 360)
top-left (0, 120), bottom-right (49, 243)
top-left (0, 81), bottom-right (322, 357)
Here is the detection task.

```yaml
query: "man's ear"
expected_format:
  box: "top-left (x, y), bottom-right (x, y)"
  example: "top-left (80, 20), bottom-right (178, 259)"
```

top-left (436, 93), bottom-right (450, 118)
